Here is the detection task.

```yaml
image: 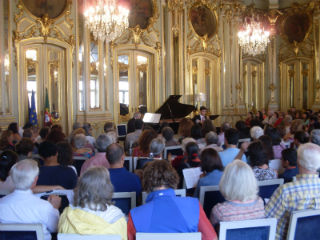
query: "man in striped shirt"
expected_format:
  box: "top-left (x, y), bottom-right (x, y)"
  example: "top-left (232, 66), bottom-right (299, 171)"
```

top-left (265, 143), bottom-right (320, 240)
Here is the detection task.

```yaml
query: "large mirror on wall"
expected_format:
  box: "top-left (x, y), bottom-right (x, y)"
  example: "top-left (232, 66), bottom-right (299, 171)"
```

top-left (280, 58), bottom-right (314, 111)
top-left (190, 56), bottom-right (220, 114)
top-left (22, 44), bottom-right (68, 130)
top-left (116, 50), bottom-right (153, 116)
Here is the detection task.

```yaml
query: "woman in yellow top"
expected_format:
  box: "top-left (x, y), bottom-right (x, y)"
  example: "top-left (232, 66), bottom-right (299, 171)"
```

top-left (58, 167), bottom-right (127, 240)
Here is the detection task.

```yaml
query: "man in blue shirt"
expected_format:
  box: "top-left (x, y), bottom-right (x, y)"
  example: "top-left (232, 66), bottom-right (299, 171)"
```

top-left (106, 143), bottom-right (142, 195)
top-left (218, 128), bottom-right (247, 167)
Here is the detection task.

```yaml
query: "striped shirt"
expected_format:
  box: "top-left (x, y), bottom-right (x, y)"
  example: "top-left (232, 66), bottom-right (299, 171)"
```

top-left (265, 174), bottom-right (320, 240)
top-left (210, 197), bottom-right (265, 225)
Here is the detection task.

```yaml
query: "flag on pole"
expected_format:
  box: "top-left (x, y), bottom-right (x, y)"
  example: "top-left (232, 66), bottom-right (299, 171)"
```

top-left (44, 88), bottom-right (52, 126)
top-left (29, 90), bottom-right (38, 125)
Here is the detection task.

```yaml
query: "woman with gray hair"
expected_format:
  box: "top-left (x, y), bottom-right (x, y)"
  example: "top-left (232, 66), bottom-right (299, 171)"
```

top-left (210, 160), bottom-right (265, 226)
top-left (72, 133), bottom-right (94, 158)
top-left (58, 167), bottom-right (127, 239)
top-left (80, 133), bottom-right (114, 175)
top-left (149, 137), bottom-right (165, 158)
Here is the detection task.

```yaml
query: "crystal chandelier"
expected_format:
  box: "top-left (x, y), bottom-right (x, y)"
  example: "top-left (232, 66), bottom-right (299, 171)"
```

top-left (83, 0), bottom-right (130, 42)
top-left (238, 15), bottom-right (270, 56)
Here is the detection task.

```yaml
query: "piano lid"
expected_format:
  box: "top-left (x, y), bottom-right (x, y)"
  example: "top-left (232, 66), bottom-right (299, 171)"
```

top-left (155, 95), bottom-right (195, 120)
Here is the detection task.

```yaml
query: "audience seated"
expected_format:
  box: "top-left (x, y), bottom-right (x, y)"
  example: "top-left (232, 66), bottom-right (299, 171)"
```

top-left (201, 119), bottom-right (216, 137)
top-left (37, 141), bottom-right (77, 189)
top-left (218, 122), bottom-right (231, 146)
top-left (259, 135), bottom-right (275, 161)
top-left (191, 124), bottom-right (206, 149)
top-left (250, 126), bottom-right (264, 141)
top-left (177, 118), bottom-right (194, 143)
top-left (202, 131), bottom-right (223, 152)
top-left (218, 128), bottom-right (246, 167)
top-left (127, 160), bottom-right (217, 240)
top-left (194, 148), bottom-right (224, 197)
top-left (7, 122), bottom-right (21, 144)
top-left (310, 129), bottom-right (320, 146)
top-left (15, 137), bottom-right (34, 161)
top-left (104, 121), bottom-right (116, 133)
top-left (132, 129), bottom-right (157, 157)
top-left (248, 141), bottom-right (277, 181)
top-left (83, 122), bottom-right (96, 146)
top-left (170, 137), bottom-right (196, 168)
top-left (161, 126), bottom-right (178, 147)
top-left (0, 159), bottom-right (61, 240)
top-left (278, 148), bottom-right (298, 183)
top-left (72, 133), bottom-right (94, 158)
top-left (56, 141), bottom-right (77, 174)
top-left (293, 131), bottom-right (309, 149)
top-left (0, 130), bottom-right (15, 151)
top-left (0, 150), bottom-right (18, 195)
top-left (149, 137), bottom-right (165, 159)
top-left (35, 126), bottom-right (50, 145)
top-left (210, 160), bottom-right (265, 226)
top-left (107, 143), bottom-right (142, 195)
top-left (125, 119), bottom-right (143, 154)
top-left (46, 128), bottom-right (66, 144)
top-left (80, 133), bottom-right (114, 175)
top-left (265, 127), bottom-right (285, 159)
top-left (58, 167), bottom-right (127, 239)
top-left (265, 143), bottom-right (320, 240)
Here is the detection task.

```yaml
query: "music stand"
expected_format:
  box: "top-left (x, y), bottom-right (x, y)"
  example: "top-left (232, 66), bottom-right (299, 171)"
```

top-left (143, 113), bottom-right (161, 124)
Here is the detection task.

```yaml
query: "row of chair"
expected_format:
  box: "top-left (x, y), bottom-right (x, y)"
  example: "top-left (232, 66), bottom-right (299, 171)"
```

top-left (71, 146), bottom-right (184, 176)
top-left (33, 178), bottom-right (283, 217)
top-left (1, 209), bottom-right (319, 240)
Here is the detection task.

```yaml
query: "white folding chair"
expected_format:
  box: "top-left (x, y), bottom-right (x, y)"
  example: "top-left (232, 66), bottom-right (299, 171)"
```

top-left (163, 146), bottom-right (183, 160)
top-left (258, 178), bottom-right (284, 203)
top-left (136, 232), bottom-right (201, 240)
top-left (0, 223), bottom-right (44, 240)
top-left (112, 192), bottom-right (136, 215)
top-left (287, 209), bottom-right (320, 240)
top-left (141, 189), bottom-right (186, 204)
top-left (199, 185), bottom-right (224, 217)
top-left (58, 233), bottom-right (122, 240)
top-left (219, 218), bottom-right (277, 240)
top-left (124, 156), bottom-right (133, 172)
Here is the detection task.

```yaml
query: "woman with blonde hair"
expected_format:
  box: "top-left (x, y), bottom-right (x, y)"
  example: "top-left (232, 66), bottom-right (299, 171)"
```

top-left (59, 167), bottom-right (127, 239)
top-left (210, 160), bottom-right (265, 225)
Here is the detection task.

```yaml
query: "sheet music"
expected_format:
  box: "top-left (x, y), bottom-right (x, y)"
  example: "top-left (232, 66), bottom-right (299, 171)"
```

top-left (183, 167), bottom-right (203, 189)
top-left (143, 113), bottom-right (161, 123)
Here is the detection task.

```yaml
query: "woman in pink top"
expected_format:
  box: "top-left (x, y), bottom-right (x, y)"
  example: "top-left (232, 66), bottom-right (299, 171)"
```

top-left (210, 160), bottom-right (265, 225)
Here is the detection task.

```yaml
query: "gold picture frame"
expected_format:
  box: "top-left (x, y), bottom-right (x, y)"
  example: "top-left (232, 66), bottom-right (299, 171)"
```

top-left (21, 0), bottom-right (70, 20)
top-left (280, 6), bottom-right (312, 44)
top-left (189, 2), bottom-right (218, 39)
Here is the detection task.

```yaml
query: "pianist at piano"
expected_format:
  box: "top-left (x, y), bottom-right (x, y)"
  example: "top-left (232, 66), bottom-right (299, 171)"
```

top-left (0, 0), bottom-right (319, 132)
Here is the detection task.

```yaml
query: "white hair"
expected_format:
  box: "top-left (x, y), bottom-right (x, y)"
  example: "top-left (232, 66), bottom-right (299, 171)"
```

top-left (205, 131), bottom-right (219, 145)
top-left (219, 160), bottom-right (258, 202)
top-left (250, 126), bottom-right (264, 140)
top-left (149, 137), bottom-right (165, 156)
top-left (297, 143), bottom-right (320, 172)
top-left (10, 159), bottom-right (39, 190)
top-left (181, 137), bottom-right (196, 152)
top-left (74, 133), bottom-right (87, 149)
top-left (95, 133), bottom-right (113, 152)
top-left (106, 131), bottom-right (118, 144)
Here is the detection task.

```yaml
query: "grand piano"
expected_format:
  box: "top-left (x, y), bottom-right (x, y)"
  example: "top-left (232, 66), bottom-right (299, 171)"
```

top-left (154, 95), bottom-right (195, 133)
